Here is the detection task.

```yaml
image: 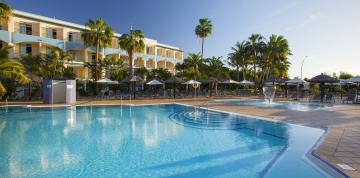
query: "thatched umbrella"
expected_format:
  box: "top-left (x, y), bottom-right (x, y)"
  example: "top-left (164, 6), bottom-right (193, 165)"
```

top-left (201, 77), bottom-right (219, 96)
top-left (239, 80), bottom-right (254, 86)
top-left (348, 76), bottom-right (360, 100)
top-left (309, 74), bottom-right (339, 102)
top-left (121, 76), bottom-right (144, 99)
top-left (286, 77), bottom-right (305, 100)
top-left (164, 76), bottom-right (184, 98)
top-left (264, 76), bottom-right (286, 86)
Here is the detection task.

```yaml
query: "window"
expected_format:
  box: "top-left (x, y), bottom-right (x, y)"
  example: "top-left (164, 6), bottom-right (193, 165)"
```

top-left (52, 29), bottom-right (57, 39)
top-left (26, 44), bottom-right (32, 54)
top-left (91, 53), bottom-right (96, 61)
top-left (46, 28), bottom-right (57, 39)
top-left (20, 23), bottom-right (32, 35)
top-left (68, 32), bottom-right (74, 42)
top-left (146, 47), bottom-right (150, 54)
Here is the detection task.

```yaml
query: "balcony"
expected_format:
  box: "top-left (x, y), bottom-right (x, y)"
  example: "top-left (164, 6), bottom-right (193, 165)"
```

top-left (12, 32), bottom-right (64, 49)
top-left (104, 48), bottom-right (126, 55)
top-left (0, 30), bottom-right (9, 42)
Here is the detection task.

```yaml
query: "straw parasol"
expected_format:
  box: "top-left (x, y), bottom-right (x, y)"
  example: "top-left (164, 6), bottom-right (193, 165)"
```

top-left (264, 76), bottom-right (286, 85)
top-left (120, 76), bottom-right (144, 99)
top-left (309, 73), bottom-right (339, 101)
top-left (219, 79), bottom-right (240, 84)
top-left (286, 77), bottom-right (305, 99)
top-left (146, 79), bottom-right (164, 85)
top-left (183, 80), bottom-right (201, 85)
top-left (164, 76), bottom-right (184, 98)
top-left (347, 76), bottom-right (360, 99)
top-left (96, 78), bottom-right (119, 84)
top-left (200, 77), bottom-right (220, 96)
top-left (239, 80), bottom-right (254, 86)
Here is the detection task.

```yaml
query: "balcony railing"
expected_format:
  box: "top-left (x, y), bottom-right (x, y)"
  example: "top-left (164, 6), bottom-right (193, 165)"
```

top-left (0, 30), bottom-right (9, 42)
top-left (12, 32), bottom-right (64, 49)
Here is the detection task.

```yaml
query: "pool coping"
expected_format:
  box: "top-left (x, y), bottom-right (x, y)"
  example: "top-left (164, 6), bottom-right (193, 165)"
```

top-left (0, 102), bottom-right (348, 177)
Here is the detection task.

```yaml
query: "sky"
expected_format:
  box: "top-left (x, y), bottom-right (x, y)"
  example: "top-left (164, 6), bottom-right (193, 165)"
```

top-left (8, 0), bottom-right (360, 78)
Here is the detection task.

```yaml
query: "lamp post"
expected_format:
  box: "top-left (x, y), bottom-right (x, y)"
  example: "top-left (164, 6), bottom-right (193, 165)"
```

top-left (300, 56), bottom-right (308, 79)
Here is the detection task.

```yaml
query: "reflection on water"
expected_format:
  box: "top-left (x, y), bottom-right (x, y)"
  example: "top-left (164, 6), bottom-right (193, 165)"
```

top-left (0, 104), bottom-right (289, 177)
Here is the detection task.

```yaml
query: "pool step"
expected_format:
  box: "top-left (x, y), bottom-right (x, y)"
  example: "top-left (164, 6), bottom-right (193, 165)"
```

top-left (169, 110), bottom-right (247, 130)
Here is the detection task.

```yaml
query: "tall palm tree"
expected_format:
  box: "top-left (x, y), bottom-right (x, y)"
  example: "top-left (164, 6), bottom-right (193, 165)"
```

top-left (0, 1), bottom-right (12, 21)
top-left (195, 18), bottom-right (212, 59)
top-left (228, 41), bottom-right (250, 81)
top-left (246, 34), bottom-right (265, 90)
top-left (0, 47), bottom-right (29, 95)
top-left (118, 29), bottom-right (145, 77)
top-left (82, 18), bottom-right (113, 80)
top-left (184, 53), bottom-right (203, 80)
top-left (267, 34), bottom-right (291, 78)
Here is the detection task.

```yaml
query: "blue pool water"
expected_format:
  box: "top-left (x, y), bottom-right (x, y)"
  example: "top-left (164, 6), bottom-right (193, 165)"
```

top-left (0, 104), bottom-right (335, 177)
top-left (216, 99), bottom-right (331, 111)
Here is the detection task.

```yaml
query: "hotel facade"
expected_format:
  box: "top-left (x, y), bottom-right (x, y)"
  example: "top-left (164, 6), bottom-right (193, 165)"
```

top-left (0, 10), bottom-right (184, 80)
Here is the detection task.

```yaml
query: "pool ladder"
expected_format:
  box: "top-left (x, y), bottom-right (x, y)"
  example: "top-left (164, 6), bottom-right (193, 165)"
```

top-left (197, 99), bottom-right (211, 110)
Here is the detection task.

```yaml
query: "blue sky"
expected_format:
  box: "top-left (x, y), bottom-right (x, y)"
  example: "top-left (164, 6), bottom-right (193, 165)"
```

top-left (8, 0), bottom-right (360, 78)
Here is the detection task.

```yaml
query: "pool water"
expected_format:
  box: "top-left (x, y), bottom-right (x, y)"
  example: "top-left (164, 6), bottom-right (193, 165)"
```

top-left (217, 99), bottom-right (330, 111)
top-left (0, 104), bottom-right (335, 177)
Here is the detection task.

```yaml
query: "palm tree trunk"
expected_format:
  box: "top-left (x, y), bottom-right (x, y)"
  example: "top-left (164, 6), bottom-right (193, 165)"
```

top-left (129, 50), bottom-right (133, 93)
top-left (242, 66), bottom-right (246, 81)
top-left (253, 51), bottom-right (257, 92)
top-left (95, 41), bottom-right (100, 81)
top-left (236, 66), bottom-right (240, 81)
top-left (201, 38), bottom-right (204, 59)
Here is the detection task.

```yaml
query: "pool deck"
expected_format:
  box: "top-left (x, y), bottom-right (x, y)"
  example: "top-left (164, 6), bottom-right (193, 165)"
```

top-left (2, 97), bottom-right (360, 177)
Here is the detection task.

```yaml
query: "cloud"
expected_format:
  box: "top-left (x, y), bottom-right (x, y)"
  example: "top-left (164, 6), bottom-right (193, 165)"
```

top-left (284, 12), bottom-right (323, 32)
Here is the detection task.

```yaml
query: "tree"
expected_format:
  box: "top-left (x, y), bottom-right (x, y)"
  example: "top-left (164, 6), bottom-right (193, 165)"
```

top-left (183, 53), bottom-right (203, 80)
top-left (103, 56), bottom-right (126, 81)
top-left (246, 34), bottom-right (265, 90)
top-left (148, 68), bottom-right (171, 80)
top-left (339, 72), bottom-right (353, 79)
top-left (195, 18), bottom-right (212, 59)
top-left (135, 67), bottom-right (149, 79)
top-left (21, 47), bottom-right (73, 80)
top-left (267, 34), bottom-right (291, 78)
top-left (0, 47), bottom-right (29, 96)
top-left (82, 18), bottom-right (113, 80)
top-left (228, 41), bottom-right (250, 81)
top-left (118, 29), bottom-right (145, 77)
top-left (0, 1), bottom-right (12, 21)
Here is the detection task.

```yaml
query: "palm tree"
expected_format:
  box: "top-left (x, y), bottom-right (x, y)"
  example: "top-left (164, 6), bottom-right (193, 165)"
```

top-left (228, 41), bottom-right (250, 81)
top-left (267, 34), bottom-right (291, 78)
top-left (118, 29), bottom-right (145, 77)
top-left (246, 34), bottom-right (265, 90)
top-left (195, 18), bottom-right (212, 59)
top-left (184, 53), bottom-right (203, 80)
top-left (104, 56), bottom-right (126, 81)
top-left (82, 18), bottom-right (113, 80)
top-left (0, 1), bottom-right (12, 21)
top-left (206, 56), bottom-right (228, 95)
top-left (0, 47), bottom-right (29, 95)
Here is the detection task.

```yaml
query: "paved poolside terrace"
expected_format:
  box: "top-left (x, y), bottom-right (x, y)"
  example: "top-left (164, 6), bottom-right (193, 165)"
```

top-left (1, 97), bottom-right (360, 177)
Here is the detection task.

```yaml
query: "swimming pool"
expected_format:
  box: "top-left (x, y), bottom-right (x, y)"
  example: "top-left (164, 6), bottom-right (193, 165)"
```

top-left (216, 99), bottom-right (331, 111)
top-left (0, 104), bottom-right (341, 177)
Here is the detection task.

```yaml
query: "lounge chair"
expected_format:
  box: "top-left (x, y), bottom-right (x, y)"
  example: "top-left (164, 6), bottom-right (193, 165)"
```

top-left (342, 94), bottom-right (355, 104)
top-left (325, 94), bottom-right (335, 103)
